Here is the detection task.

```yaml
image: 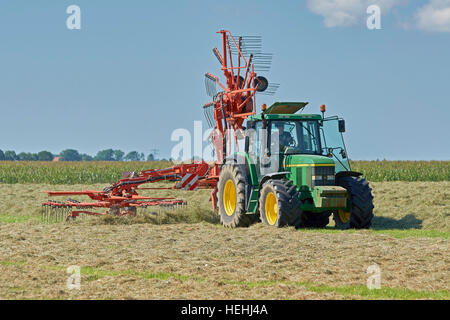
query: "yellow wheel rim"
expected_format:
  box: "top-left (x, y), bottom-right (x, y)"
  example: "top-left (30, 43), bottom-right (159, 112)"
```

top-left (265, 192), bottom-right (278, 225)
top-left (338, 210), bottom-right (351, 223)
top-left (223, 180), bottom-right (236, 216)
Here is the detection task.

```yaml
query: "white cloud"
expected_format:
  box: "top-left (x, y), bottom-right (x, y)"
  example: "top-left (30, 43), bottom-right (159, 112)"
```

top-left (306, 0), bottom-right (405, 27)
top-left (415, 0), bottom-right (450, 32)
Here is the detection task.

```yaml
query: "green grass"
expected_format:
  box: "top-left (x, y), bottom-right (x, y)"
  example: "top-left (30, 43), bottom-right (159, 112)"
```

top-left (372, 229), bottom-right (450, 239)
top-left (0, 160), bottom-right (449, 184)
top-left (2, 261), bottom-right (447, 300)
top-left (0, 215), bottom-right (37, 223)
top-left (42, 265), bottom-right (197, 282)
top-left (297, 227), bottom-right (450, 239)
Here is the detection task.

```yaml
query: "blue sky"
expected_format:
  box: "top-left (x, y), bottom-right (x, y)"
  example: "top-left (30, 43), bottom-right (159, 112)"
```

top-left (0, 0), bottom-right (449, 160)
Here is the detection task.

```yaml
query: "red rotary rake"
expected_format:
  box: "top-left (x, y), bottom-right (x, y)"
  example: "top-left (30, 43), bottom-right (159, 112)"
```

top-left (42, 162), bottom-right (214, 222)
top-left (42, 30), bottom-right (274, 222)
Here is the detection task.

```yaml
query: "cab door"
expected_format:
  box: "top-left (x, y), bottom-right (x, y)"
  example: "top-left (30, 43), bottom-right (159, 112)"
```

top-left (320, 116), bottom-right (351, 173)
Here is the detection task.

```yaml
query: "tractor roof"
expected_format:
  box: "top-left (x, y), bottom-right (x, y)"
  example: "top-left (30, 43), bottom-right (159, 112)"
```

top-left (264, 102), bottom-right (308, 114)
top-left (248, 102), bottom-right (322, 121)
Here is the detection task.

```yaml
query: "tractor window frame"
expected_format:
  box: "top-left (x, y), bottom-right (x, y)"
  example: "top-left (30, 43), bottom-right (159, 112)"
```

top-left (267, 119), bottom-right (323, 156)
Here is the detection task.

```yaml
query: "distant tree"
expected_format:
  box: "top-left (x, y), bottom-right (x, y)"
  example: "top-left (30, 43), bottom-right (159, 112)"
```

top-left (95, 149), bottom-right (115, 161)
top-left (37, 151), bottom-right (53, 161)
top-left (59, 149), bottom-right (82, 161)
top-left (113, 150), bottom-right (124, 161)
top-left (81, 153), bottom-right (93, 161)
top-left (147, 153), bottom-right (155, 161)
top-left (0, 149), bottom-right (4, 161)
top-left (124, 151), bottom-right (142, 161)
top-left (18, 152), bottom-right (38, 161)
top-left (140, 153), bottom-right (145, 161)
top-left (4, 150), bottom-right (18, 161)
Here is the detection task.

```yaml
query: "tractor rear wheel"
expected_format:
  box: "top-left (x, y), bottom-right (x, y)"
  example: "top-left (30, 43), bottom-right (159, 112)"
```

top-left (218, 164), bottom-right (256, 228)
top-left (335, 175), bottom-right (374, 229)
top-left (259, 179), bottom-right (302, 228)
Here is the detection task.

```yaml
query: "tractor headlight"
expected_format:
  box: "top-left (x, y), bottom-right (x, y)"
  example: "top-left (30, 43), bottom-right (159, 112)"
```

top-left (311, 166), bottom-right (335, 187)
top-left (312, 175), bottom-right (335, 181)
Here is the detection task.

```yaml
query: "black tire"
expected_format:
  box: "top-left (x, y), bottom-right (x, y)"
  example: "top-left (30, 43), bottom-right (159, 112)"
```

top-left (335, 175), bottom-right (374, 229)
top-left (300, 211), bottom-right (331, 228)
top-left (259, 179), bottom-right (302, 228)
top-left (218, 164), bottom-right (256, 228)
top-left (333, 210), bottom-right (351, 229)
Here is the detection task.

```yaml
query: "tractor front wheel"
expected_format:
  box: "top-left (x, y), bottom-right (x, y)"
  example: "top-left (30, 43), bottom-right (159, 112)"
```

top-left (335, 175), bottom-right (374, 229)
top-left (259, 179), bottom-right (302, 228)
top-left (217, 164), bottom-right (256, 228)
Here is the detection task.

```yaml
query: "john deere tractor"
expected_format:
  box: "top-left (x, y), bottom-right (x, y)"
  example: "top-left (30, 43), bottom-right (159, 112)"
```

top-left (217, 102), bottom-right (374, 229)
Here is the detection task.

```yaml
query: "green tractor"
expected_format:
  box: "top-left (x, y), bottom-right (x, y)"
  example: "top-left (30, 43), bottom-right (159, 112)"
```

top-left (217, 102), bottom-right (374, 229)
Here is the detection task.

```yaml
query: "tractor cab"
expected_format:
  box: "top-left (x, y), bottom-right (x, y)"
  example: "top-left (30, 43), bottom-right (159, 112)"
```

top-left (245, 102), bottom-right (351, 180)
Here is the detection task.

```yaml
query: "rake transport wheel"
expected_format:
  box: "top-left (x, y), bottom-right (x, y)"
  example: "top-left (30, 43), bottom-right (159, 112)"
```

top-left (334, 175), bottom-right (374, 229)
top-left (218, 164), bottom-right (257, 228)
top-left (259, 179), bottom-right (302, 228)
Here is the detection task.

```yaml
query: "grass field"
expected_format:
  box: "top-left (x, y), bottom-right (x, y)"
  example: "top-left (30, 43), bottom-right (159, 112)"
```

top-left (0, 161), bottom-right (448, 299)
top-left (0, 179), bottom-right (449, 299)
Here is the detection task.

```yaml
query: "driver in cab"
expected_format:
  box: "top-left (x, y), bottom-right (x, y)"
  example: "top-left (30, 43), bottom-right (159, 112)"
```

top-left (273, 122), bottom-right (295, 152)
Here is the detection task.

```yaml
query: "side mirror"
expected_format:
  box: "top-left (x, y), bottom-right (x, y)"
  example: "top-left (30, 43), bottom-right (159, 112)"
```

top-left (338, 119), bottom-right (346, 133)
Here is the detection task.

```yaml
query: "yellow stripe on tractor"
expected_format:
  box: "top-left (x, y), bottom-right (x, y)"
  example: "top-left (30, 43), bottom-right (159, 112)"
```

top-left (286, 164), bottom-right (336, 168)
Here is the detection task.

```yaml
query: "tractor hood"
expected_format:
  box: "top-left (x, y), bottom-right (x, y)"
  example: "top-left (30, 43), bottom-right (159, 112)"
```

top-left (283, 154), bottom-right (336, 189)
top-left (283, 154), bottom-right (335, 168)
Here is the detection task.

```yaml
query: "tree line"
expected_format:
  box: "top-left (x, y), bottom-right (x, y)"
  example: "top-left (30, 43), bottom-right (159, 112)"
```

top-left (0, 149), bottom-right (162, 162)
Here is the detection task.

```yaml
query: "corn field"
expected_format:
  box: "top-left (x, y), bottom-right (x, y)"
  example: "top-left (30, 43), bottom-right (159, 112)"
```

top-left (0, 160), bottom-right (448, 184)
top-left (0, 161), bottom-right (172, 184)
top-left (350, 160), bottom-right (450, 182)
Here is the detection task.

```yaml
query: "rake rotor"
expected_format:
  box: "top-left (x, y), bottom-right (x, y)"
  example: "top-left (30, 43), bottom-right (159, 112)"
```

top-left (202, 30), bottom-right (279, 163)
top-left (41, 162), bottom-right (211, 222)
